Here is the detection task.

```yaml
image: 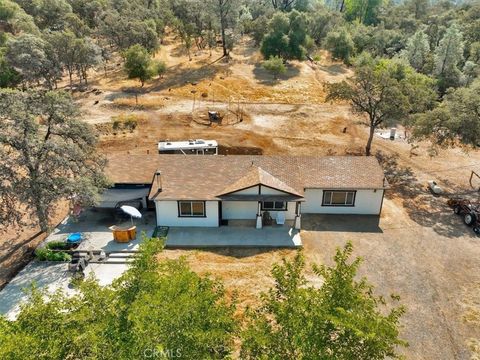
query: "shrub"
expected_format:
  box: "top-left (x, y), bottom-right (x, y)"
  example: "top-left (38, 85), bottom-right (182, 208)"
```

top-left (34, 248), bottom-right (49, 261)
top-left (152, 60), bottom-right (166, 77)
top-left (262, 55), bottom-right (286, 79)
top-left (35, 248), bottom-right (71, 262)
top-left (325, 27), bottom-right (355, 64)
top-left (46, 241), bottom-right (69, 250)
top-left (111, 114), bottom-right (141, 132)
top-left (112, 120), bottom-right (121, 130)
top-left (124, 118), bottom-right (137, 131)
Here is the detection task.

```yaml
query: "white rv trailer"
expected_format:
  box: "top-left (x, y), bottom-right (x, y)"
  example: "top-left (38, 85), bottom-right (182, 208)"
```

top-left (158, 139), bottom-right (218, 155)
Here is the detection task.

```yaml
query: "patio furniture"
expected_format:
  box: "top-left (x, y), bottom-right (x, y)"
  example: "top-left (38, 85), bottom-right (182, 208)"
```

top-left (276, 212), bottom-right (286, 225)
top-left (109, 225), bottom-right (137, 243)
top-left (262, 211), bottom-right (273, 226)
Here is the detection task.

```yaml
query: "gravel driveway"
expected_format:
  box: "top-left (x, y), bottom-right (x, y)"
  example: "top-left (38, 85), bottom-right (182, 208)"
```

top-left (301, 199), bottom-right (480, 360)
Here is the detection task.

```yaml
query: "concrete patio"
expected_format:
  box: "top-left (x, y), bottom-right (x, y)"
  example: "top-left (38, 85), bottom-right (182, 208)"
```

top-left (0, 211), bottom-right (300, 320)
top-left (46, 209), bottom-right (156, 252)
top-left (0, 209), bottom-right (156, 320)
top-left (165, 225), bottom-right (302, 248)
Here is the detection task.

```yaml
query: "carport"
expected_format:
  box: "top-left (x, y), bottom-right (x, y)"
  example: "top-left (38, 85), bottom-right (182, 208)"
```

top-left (97, 185), bottom-right (151, 209)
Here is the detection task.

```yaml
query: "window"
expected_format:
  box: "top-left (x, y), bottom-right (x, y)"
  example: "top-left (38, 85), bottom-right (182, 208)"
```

top-left (322, 191), bottom-right (356, 206)
top-left (178, 201), bottom-right (205, 217)
top-left (262, 201), bottom-right (287, 211)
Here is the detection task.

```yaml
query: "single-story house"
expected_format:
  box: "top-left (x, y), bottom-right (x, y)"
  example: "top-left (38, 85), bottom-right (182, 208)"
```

top-left (105, 154), bottom-right (388, 229)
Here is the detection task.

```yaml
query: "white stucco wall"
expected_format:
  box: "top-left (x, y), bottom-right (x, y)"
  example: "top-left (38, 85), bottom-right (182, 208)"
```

top-left (260, 186), bottom-right (287, 195)
top-left (229, 186), bottom-right (259, 195)
top-left (302, 189), bottom-right (384, 215)
top-left (221, 201), bottom-right (297, 220)
top-left (155, 200), bottom-right (219, 227)
top-left (222, 201), bottom-right (258, 219)
top-left (266, 202), bottom-right (297, 220)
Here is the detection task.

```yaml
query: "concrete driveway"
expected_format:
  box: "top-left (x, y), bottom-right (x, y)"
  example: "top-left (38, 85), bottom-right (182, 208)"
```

top-left (301, 199), bottom-right (480, 360)
top-left (166, 226), bottom-right (302, 248)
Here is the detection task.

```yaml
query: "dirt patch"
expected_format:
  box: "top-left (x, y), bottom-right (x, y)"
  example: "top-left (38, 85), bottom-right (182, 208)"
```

top-left (218, 145), bottom-right (263, 155)
top-left (157, 248), bottom-right (297, 316)
top-left (111, 95), bottom-right (166, 110)
top-left (0, 202), bottom-right (69, 290)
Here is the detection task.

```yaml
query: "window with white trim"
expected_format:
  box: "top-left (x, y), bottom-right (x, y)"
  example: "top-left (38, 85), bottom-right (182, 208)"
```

top-left (178, 201), bottom-right (205, 217)
top-left (322, 191), bottom-right (356, 206)
top-left (262, 201), bottom-right (287, 211)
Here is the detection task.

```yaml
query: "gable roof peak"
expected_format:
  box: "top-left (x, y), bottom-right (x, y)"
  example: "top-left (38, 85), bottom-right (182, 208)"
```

top-left (218, 166), bottom-right (302, 197)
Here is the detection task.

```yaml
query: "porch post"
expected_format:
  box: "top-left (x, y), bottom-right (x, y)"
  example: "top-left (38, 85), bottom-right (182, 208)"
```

top-left (256, 201), bottom-right (262, 229)
top-left (294, 201), bottom-right (301, 230)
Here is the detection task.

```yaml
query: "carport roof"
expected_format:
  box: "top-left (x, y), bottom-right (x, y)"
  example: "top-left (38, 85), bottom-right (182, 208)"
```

top-left (106, 154), bottom-right (388, 201)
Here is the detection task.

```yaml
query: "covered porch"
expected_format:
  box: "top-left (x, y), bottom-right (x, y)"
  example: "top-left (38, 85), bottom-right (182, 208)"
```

top-left (165, 225), bottom-right (302, 248)
top-left (219, 195), bottom-right (304, 230)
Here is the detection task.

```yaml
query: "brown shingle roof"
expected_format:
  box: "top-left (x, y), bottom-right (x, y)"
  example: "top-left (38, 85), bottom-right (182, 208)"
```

top-left (105, 154), bottom-right (387, 201)
top-left (218, 166), bottom-right (303, 197)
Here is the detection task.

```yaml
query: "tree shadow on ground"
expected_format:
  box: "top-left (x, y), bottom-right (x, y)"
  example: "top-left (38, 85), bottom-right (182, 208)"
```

top-left (193, 247), bottom-right (295, 259)
top-left (253, 62), bottom-right (301, 85)
top-left (302, 214), bottom-right (382, 233)
top-left (236, 38), bottom-right (258, 58)
top-left (169, 42), bottom-right (189, 58)
top-left (317, 64), bottom-right (349, 76)
top-left (146, 61), bottom-right (224, 93)
top-left (376, 151), bottom-right (477, 238)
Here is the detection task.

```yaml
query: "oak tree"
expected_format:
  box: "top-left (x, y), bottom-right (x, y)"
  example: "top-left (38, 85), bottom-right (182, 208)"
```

top-left (241, 243), bottom-right (407, 359)
top-left (326, 54), bottom-right (436, 155)
top-left (0, 90), bottom-right (108, 231)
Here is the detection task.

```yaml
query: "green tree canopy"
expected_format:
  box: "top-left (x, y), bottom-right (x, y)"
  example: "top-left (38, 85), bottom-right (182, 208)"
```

top-left (344, 0), bottom-right (382, 25)
top-left (0, 89), bottom-right (108, 230)
top-left (241, 242), bottom-right (407, 359)
top-left (434, 23), bottom-right (464, 94)
top-left (5, 33), bottom-right (60, 89)
top-left (325, 26), bottom-right (355, 63)
top-left (99, 12), bottom-right (159, 52)
top-left (263, 55), bottom-right (287, 79)
top-left (402, 29), bottom-right (430, 72)
top-left (413, 79), bottom-right (480, 149)
top-left (0, 0), bottom-right (39, 34)
top-left (0, 48), bottom-right (20, 88)
top-left (326, 53), bottom-right (437, 155)
top-left (0, 237), bottom-right (237, 358)
top-left (123, 44), bottom-right (156, 86)
top-left (261, 10), bottom-right (308, 61)
top-left (36, 0), bottom-right (72, 30)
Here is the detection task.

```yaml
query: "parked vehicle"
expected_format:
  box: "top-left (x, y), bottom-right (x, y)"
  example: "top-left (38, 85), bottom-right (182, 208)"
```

top-left (447, 198), bottom-right (480, 233)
